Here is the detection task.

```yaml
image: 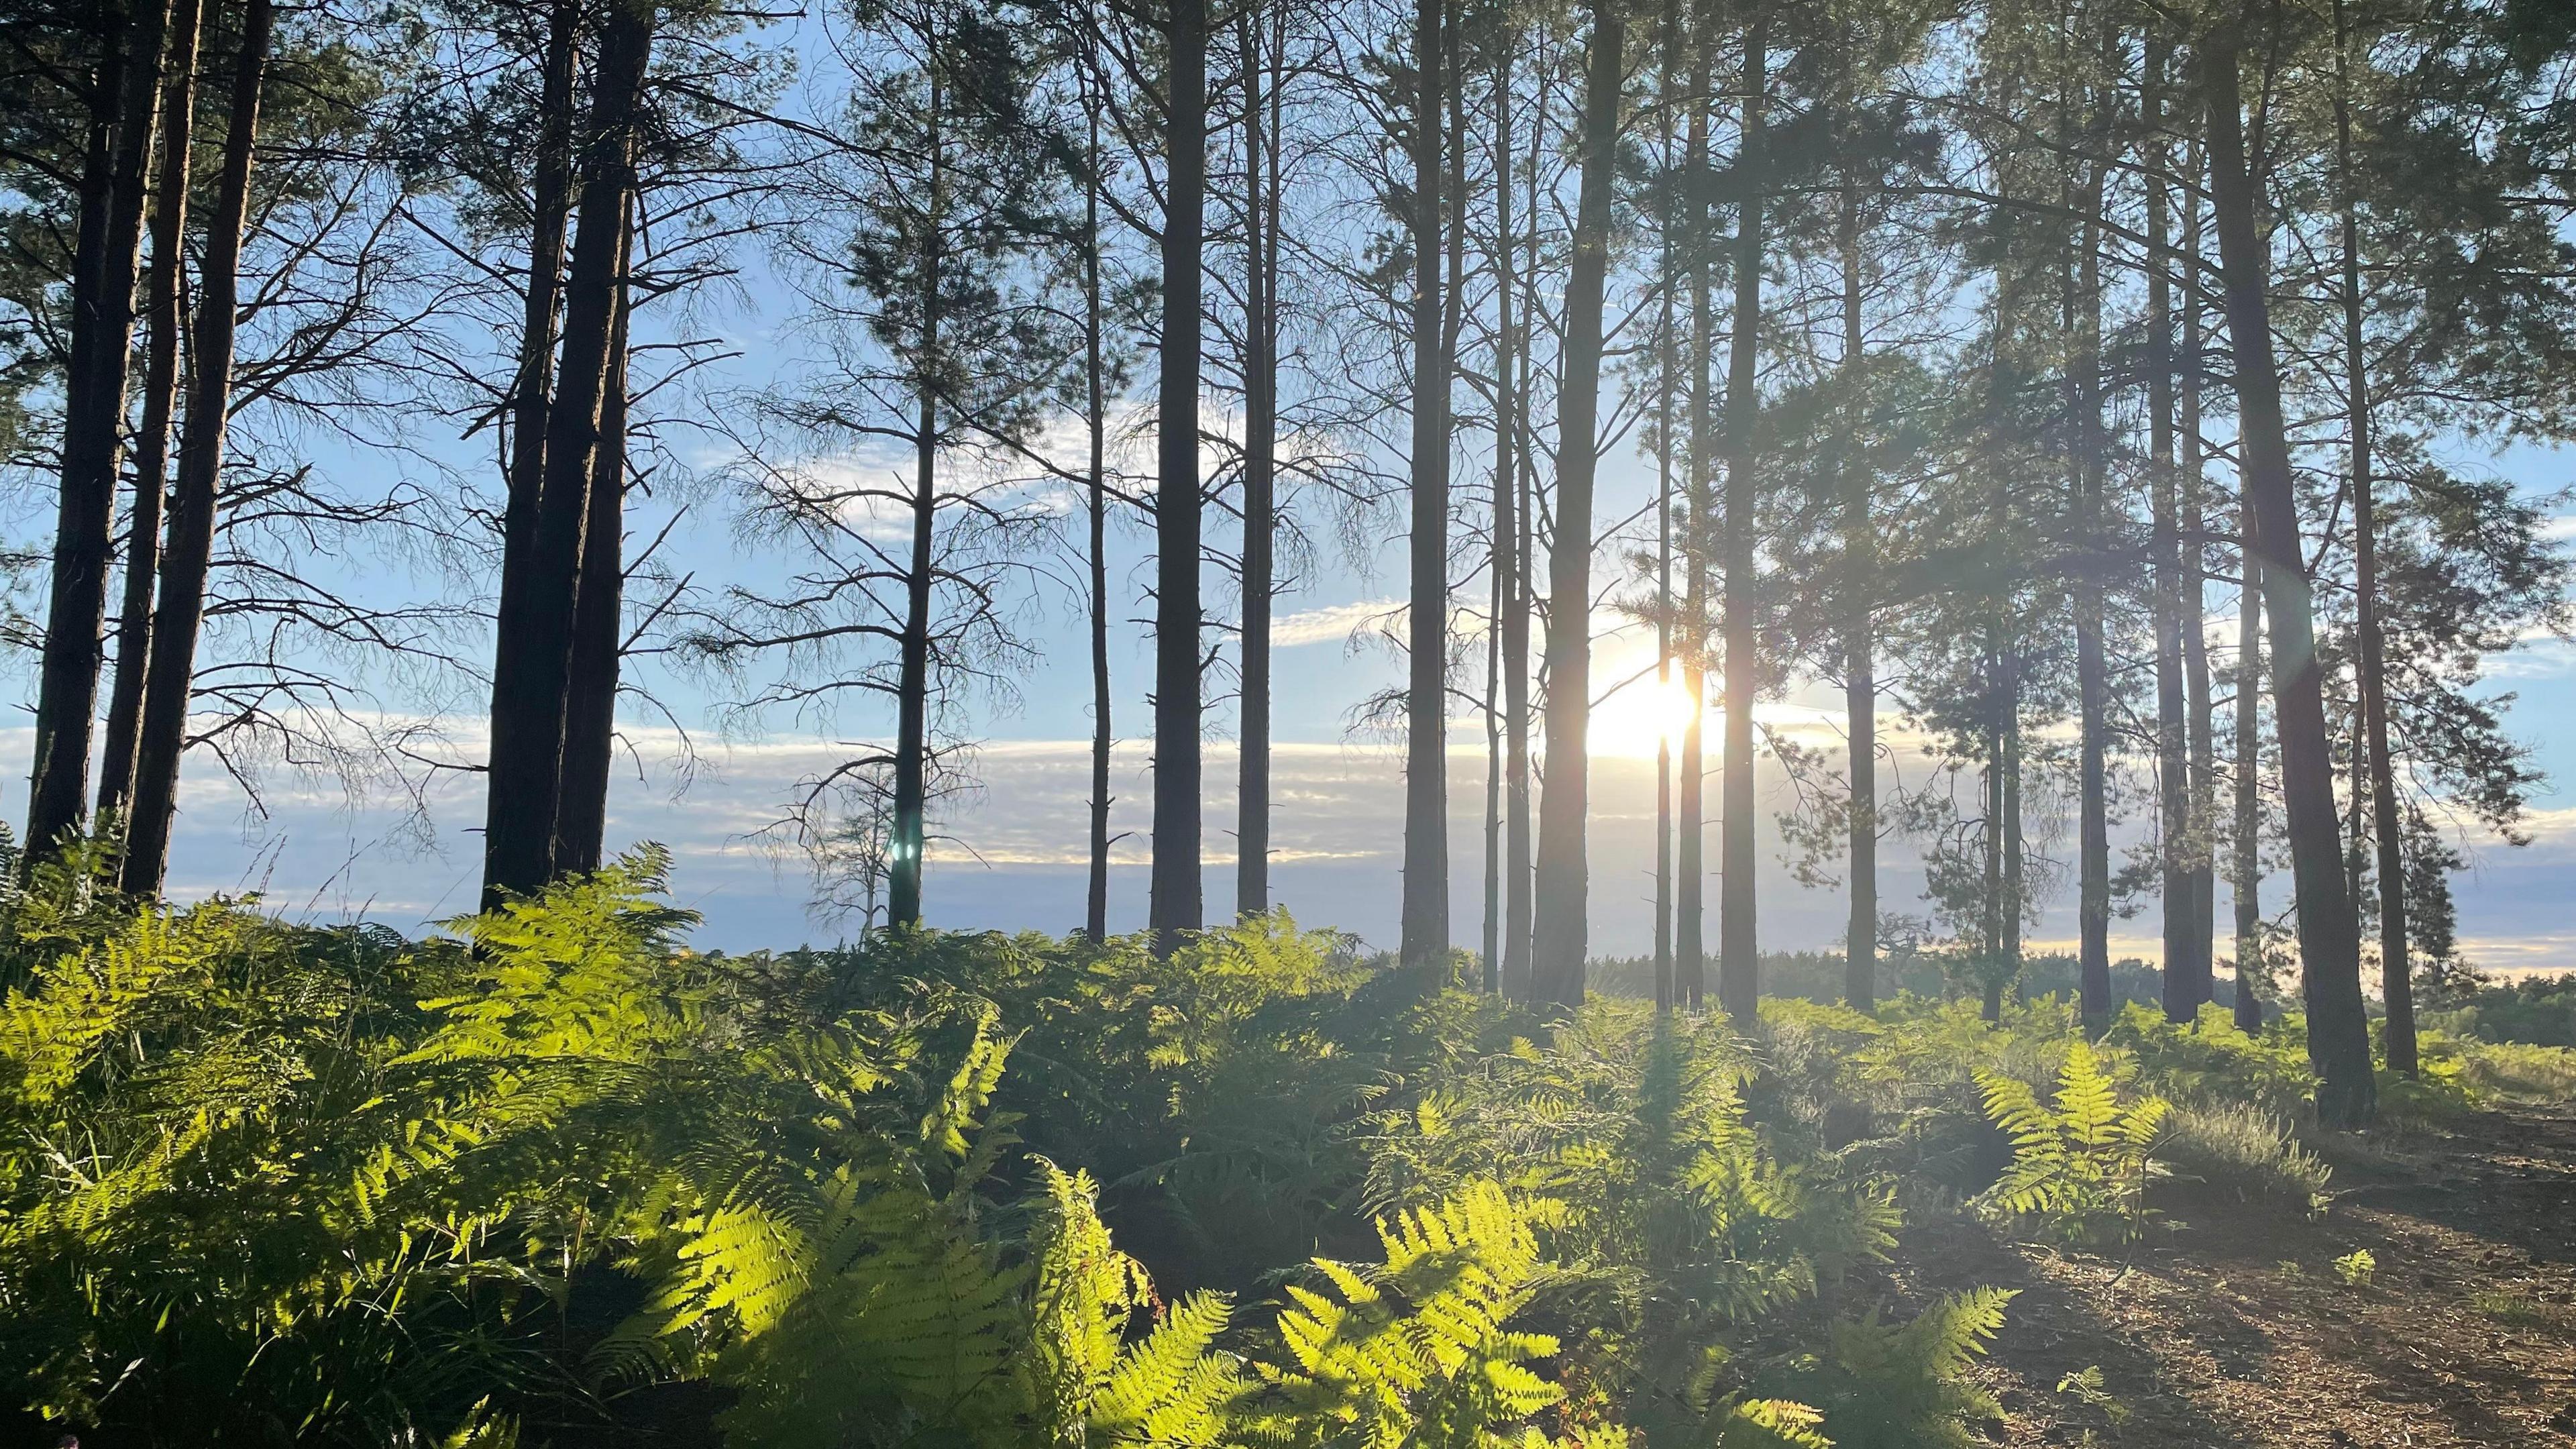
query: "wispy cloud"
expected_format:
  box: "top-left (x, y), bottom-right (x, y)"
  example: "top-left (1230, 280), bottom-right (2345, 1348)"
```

top-left (1273, 598), bottom-right (1402, 648)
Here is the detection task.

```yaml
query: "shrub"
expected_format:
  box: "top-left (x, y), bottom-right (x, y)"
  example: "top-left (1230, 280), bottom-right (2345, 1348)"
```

top-left (2332, 1249), bottom-right (2376, 1287)
top-left (2104, 1002), bottom-right (2316, 1120)
top-left (2455, 1040), bottom-right (2576, 1102)
top-left (2151, 1102), bottom-right (2331, 1213)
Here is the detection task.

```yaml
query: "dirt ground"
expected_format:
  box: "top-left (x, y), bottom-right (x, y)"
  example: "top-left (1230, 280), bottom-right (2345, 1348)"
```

top-left (1886, 1106), bottom-right (2576, 1447)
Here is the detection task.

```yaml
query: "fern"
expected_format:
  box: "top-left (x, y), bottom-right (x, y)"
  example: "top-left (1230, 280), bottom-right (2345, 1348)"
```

top-left (1975, 1040), bottom-right (2169, 1244)
top-left (1030, 1157), bottom-right (1242, 1446)
top-left (1774, 1287), bottom-right (2016, 1449)
top-left (1242, 1179), bottom-right (1568, 1449)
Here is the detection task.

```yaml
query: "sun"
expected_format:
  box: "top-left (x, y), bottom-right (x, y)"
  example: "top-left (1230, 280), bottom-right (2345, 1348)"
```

top-left (1589, 670), bottom-right (1703, 762)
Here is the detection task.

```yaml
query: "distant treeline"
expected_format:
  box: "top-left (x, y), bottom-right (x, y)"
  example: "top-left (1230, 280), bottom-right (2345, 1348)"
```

top-left (1588, 951), bottom-right (2232, 1014)
top-left (2426, 976), bottom-right (2576, 1050)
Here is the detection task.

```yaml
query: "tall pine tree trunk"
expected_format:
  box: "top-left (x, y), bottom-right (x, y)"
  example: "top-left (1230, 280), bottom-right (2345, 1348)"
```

top-left (100, 0), bottom-right (203, 830)
top-left (2074, 136), bottom-right (2112, 1035)
top-left (1401, 0), bottom-right (1450, 980)
top-left (1236, 12), bottom-right (1276, 922)
top-left (1497, 50), bottom-right (1536, 1000)
top-left (1676, 30), bottom-right (1711, 1012)
top-left (554, 225), bottom-right (629, 880)
top-left (481, 0), bottom-right (653, 908)
top-left (2204, 31), bottom-right (2374, 1126)
top-left (1839, 176), bottom-right (1874, 1013)
top-left (1982, 639), bottom-right (2006, 1024)
top-left (2181, 133), bottom-right (2219, 1000)
top-left (1648, 0), bottom-right (1680, 1012)
top-left (1149, 0), bottom-right (1208, 955)
top-left (1716, 13), bottom-right (1766, 1026)
top-left (2234, 541), bottom-right (2265, 1031)
top-left (30, 0), bottom-right (171, 868)
top-left (121, 0), bottom-right (270, 894)
top-left (1084, 98), bottom-right (1114, 944)
top-left (889, 72), bottom-right (944, 930)
top-left (1532, 0), bottom-right (1623, 1010)
top-left (2002, 634), bottom-right (2026, 1012)
top-left (2147, 43), bottom-right (2204, 1022)
top-left (2334, 0), bottom-right (2413, 1075)
top-left (474, 0), bottom-right (580, 894)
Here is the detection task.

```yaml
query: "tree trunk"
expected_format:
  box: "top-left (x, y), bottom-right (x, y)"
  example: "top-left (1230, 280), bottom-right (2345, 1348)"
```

top-left (2180, 130), bottom-right (2220, 1018)
top-left (1497, 48), bottom-right (1535, 1000)
top-left (1532, 0), bottom-right (1623, 1010)
top-left (480, 0), bottom-right (653, 909)
top-left (554, 227), bottom-right (630, 880)
top-left (99, 0), bottom-right (203, 830)
top-left (1839, 176), bottom-right (1874, 1013)
top-left (1676, 29), bottom-right (1711, 1013)
top-left (121, 0), bottom-right (270, 894)
top-left (1400, 0), bottom-right (1450, 981)
top-left (30, 0), bottom-right (171, 869)
top-left (1149, 0), bottom-right (1208, 955)
top-left (889, 70), bottom-right (944, 930)
top-left (2073, 126), bottom-right (2112, 1036)
top-left (2334, 0), bottom-right (2412, 1075)
top-left (1084, 98), bottom-right (1114, 945)
top-left (2204, 32), bottom-right (2374, 1127)
top-left (1716, 13), bottom-right (1766, 1026)
top-left (2234, 528), bottom-right (2265, 1034)
top-left (1982, 642), bottom-right (2005, 1024)
top-left (1650, 0), bottom-right (1680, 1012)
top-left (2002, 644), bottom-right (2024, 1014)
top-left (1236, 11), bottom-right (1275, 922)
top-left (472, 0), bottom-right (580, 896)
top-left (2147, 44), bottom-right (2203, 1024)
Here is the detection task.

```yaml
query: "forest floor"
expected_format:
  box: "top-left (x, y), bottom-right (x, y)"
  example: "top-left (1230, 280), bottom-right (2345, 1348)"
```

top-left (1888, 1104), bottom-right (2576, 1447)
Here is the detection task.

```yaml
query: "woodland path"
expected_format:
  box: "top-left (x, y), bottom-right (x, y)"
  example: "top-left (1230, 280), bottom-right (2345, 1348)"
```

top-left (1888, 1106), bottom-right (2576, 1447)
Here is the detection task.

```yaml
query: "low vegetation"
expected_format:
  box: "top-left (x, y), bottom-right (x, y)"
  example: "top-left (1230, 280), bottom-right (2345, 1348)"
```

top-left (2, 853), bottom-right (2569, 1445)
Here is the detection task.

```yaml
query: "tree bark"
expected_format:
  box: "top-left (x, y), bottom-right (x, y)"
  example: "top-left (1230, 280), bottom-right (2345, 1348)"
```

top-left (1084, 96), bottom-right (1114, 944)
top-left (554, 223), bottom-right (630, 881)
top-left (1149, 0), bottom-right (1208, 955)
top-left (1676, 27), bottom-right (1711, 1012)
top-left (480, 0), bottom-right (653, 909)
top-left (2233, 559), bottom-right (2265, 1038)
top-left (2334, 0), bottom-right (2413, 1075)
top-left (99, 0), bottom-right (203, 831)
top-left (1716, 12), bottom-right (1766, 1026)
top-left (1839, 175), bottom-right (1873, 1012)
top-left (2180, 131), bottom-right (2220, 1017)
top-left (1650, 0), bottom-right (1680, 1012)
top-left (30, 0), bottom-right (171, 869)
top-left (121, 0), bottom-right (270, 894)
top-left (479, 0), bottom-right (582, 867)
top-left (1532, 0), bottom-right (1623, 1010)
top-left (1400, 0), bottom-right (1450, 981)
top-left (2204, 32), bottom-right (2374, 1127)
top-left (889, 66), bottom-right (944, 930)
top-left (2147, 43), bottom-right (2205, 1024)
top-left (1236, 11), bottom-right (1275, 922)
top-left (2002, 644), bottom-right (2024, 1016)
top-left (1498, 48), bottom-right (1536, 1000)
top-left (2072, 99), bottom-right (2111, 1035)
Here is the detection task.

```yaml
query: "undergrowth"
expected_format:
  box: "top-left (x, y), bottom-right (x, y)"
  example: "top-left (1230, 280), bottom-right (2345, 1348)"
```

top-left (3, 852), bottom-right (2565, 1445)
